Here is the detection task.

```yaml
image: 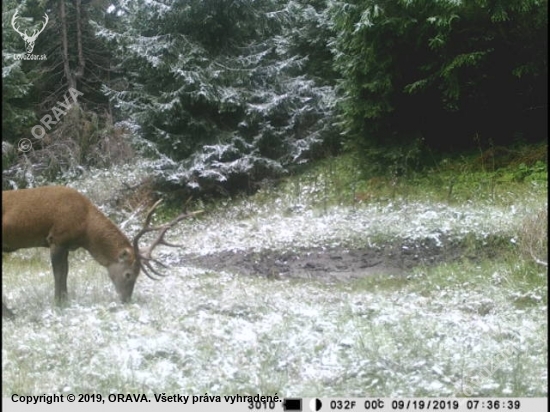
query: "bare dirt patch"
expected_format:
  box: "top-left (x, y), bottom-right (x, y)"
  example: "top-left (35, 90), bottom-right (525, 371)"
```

top-left (183, 237), bottom-right (476, 281)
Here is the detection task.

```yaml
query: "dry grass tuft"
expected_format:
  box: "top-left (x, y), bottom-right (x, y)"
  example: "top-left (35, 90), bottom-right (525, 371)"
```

top-left (519, 208), bottom-right (548, 267)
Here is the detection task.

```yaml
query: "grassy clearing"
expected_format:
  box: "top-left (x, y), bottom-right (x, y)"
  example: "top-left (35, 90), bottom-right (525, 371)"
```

top-left (3, 258), bottom-right (546, 396)
top-left (279, 144), bottom-right (546, 206)
top-left (2, 148), bottom-right (547, 397)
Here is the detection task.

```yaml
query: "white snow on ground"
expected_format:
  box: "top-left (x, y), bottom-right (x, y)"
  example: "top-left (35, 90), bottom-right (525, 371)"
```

top-left (2, 263), bottom-right (547, 396)
top-left (2, 165), bottom-right (547, 397)
top-left (177, 201), bottom-right (530, 255)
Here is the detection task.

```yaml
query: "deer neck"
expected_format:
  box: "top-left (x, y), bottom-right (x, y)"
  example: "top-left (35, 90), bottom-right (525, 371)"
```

top-left (84, 210), bottom-right (134, 267)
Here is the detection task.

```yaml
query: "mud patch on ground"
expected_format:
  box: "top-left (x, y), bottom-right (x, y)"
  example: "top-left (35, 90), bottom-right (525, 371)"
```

top-left (183, 237), bottom-right (475, 282)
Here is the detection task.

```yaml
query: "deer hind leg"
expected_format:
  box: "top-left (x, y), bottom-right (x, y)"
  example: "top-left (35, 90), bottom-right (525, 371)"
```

top-left (50, 245), bottom-right (69, 304)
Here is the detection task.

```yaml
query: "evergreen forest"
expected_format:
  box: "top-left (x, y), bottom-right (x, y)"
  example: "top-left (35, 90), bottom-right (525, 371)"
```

top-left (3, 0), bottom-right (547, 194)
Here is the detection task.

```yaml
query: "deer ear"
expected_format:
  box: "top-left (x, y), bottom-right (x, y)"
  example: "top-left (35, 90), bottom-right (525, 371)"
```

top-left (118, 248), bottom-right (133, 263)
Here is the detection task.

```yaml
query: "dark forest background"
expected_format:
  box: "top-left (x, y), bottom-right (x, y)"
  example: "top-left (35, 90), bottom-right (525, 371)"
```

top-left (3, 0), bottom-right (547, 194)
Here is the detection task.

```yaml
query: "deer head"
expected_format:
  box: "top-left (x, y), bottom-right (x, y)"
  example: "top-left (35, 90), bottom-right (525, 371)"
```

top-left (105, 200), bottom-right (201, 303)
top-left (11, 11), bottom-right (49, 54)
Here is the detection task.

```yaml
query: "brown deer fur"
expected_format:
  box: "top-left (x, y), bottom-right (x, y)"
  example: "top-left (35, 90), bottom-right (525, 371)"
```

top-left (2, 186), bottom-right (140, 316)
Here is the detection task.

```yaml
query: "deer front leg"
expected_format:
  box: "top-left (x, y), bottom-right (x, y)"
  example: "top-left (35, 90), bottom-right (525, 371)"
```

top-left (50, 245), bottom-right (69, 304)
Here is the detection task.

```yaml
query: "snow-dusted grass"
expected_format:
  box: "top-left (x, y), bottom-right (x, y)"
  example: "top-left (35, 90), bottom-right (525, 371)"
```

top-left (2, 255), bottom-right (547, 396)
top-left (179, 200), bottom-right (542, 255)
top-left (2, 157), bottom-right (547, 397)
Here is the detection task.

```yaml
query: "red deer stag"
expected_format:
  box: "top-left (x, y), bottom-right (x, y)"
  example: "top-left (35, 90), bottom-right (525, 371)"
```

top-left (2, 186), bottom-right (197, 318)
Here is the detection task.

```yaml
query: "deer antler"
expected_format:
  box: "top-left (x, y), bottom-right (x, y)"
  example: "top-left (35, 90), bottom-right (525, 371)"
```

top-left (133, 200), bottom-right (202, 280)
